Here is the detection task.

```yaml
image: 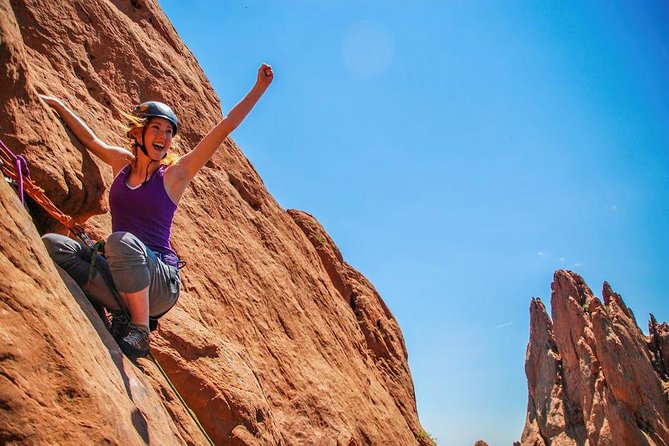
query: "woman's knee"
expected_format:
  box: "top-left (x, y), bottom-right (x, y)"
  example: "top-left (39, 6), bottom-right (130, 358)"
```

top-left (105, 232), bottom-right (151, 292)
top-left (106, 232), bottom-right (146, 258)
top-left (42, 233), bottom-right (79, 261)
top-left (41, 233), bottom-right (90, 284)
top-left (106, 231), bottom-right (131, 249)
top-left (42, 233), bottom-right (59, 256)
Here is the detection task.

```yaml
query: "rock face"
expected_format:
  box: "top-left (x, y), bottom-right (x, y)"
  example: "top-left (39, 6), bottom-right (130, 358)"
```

top-left (521, 270), bottom-right (669, 446)
top-left (0, 181), bottom-right (211, 445)
top-left (0, 0), bottom-right (431, 445)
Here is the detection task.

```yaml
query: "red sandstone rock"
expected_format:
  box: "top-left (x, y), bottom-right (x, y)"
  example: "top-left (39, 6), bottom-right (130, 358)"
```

top-left (521, 270), bottom-right (669, 446)
top-left (650, 314), bottom-right (669, 393)
top-left (0, 181), bottom-right (210, 445)
top-left (0, 0), bottom-right (432, 445)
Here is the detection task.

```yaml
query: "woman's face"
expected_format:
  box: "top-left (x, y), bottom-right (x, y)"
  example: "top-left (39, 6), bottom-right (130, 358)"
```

top-left (141, 117), bottom-right (174, 159)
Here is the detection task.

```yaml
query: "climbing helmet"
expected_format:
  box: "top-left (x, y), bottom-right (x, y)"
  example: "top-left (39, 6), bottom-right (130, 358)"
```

top-left (131, 101), bottom-right (178, 135)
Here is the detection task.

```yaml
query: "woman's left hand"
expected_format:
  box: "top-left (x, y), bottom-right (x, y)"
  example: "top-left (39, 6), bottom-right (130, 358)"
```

top-left (257, 63), bottom-right (274, 88)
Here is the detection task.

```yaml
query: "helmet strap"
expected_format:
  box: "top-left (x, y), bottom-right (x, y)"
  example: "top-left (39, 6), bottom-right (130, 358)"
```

top-left (139, 125), bottom-right (168, 184)
top-left (138, 125), bottom-right (149, 157)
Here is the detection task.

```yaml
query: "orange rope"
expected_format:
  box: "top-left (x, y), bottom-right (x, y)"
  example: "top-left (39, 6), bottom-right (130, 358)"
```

top-left (1, 153), bottom-right (93, 248)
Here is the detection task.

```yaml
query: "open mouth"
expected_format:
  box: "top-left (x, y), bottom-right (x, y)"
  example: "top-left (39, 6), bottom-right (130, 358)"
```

top-left (152, 143), bottom-right (165, 151)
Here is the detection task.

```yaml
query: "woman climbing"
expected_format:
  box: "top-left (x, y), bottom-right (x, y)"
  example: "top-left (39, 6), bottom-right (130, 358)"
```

top-left (41, 63), bottom-right (274, 357)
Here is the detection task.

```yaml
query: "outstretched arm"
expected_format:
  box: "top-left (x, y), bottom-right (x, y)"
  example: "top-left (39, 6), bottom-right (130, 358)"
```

top-left (173, 64), bottom-right (274, 181)
top-left (39, 95), bottom-right (133, 169)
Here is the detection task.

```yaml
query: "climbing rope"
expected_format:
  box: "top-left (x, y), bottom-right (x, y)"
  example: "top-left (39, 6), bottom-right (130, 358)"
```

top-left (0, 137), bottom-right (94, 249)
top-left (148, 352), bottom-right (216, 446)
top-left (0, 138), bottom-right (30, 204)
top-left (87, 240), bottom-right (106, 282)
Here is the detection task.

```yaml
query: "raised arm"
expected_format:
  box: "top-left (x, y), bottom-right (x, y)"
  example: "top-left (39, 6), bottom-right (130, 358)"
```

top-left (39, 95), bottom-right (133, 170)
top-left (173, 64), bottom-right (274, 182)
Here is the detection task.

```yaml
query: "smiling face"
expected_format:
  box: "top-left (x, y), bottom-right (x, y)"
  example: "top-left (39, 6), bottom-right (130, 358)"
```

top-left (134, 117), bottom-right (175, 160)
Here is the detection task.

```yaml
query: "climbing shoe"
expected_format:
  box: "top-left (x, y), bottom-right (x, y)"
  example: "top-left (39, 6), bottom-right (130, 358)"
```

top-left (108, 311), bottom-right (130, 341)
top-left (119, 323), bottom-right (150, 358)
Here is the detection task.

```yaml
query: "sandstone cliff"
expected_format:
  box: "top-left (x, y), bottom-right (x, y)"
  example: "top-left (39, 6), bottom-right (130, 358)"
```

top-left (0, 0), bottom-right (432, 444)
top-left (521, 270), bottom-right (669, 446)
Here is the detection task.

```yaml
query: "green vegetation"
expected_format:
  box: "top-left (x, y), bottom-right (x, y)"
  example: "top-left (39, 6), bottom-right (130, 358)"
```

top-left (416, 429), bottom-right (437, 445)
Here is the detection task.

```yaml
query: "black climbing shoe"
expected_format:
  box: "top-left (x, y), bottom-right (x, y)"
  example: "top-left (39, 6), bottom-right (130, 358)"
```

top-left (108, 311), bottom-right (130, 341)
top-left (119, 323), bottom-right (150, 358)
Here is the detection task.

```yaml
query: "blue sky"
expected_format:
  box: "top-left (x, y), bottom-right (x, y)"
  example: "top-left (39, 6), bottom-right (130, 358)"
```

top-left (159, 1), bottom-right (669, 444)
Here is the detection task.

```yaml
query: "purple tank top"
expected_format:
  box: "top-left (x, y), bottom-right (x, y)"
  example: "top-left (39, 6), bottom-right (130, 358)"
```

top-left (109, 164), bottom-right (178, 266)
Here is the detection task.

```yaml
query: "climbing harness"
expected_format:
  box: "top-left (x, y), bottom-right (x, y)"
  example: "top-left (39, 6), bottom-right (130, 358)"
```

top-left (148, 352), bottom-right (215, 446)
top-left (87, 240), bottom-right (107, 282)
top-left (2, 137), bottom-right (212, 444)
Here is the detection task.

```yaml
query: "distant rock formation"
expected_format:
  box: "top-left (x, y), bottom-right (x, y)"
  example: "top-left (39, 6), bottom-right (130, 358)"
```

top-left (521, 270), bottom-right (669, 445)
top-left (0, 0), bottom-right (433, 444)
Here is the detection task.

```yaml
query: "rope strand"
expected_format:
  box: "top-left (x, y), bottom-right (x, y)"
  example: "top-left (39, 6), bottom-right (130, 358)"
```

top-left (148, 352), bottom-right (216, 446)
top-left (0, 138), bottom-right (30, 204)
top-left (0, 138), bottom-right (92, 248)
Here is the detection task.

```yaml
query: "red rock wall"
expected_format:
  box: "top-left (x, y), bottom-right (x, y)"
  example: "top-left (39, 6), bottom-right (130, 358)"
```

top-left (0, 0), bottom-right (431, 444)
top-left (0, 181), bottom-right (211, 445)
top-left (521, 270), bottom-right (669, 446)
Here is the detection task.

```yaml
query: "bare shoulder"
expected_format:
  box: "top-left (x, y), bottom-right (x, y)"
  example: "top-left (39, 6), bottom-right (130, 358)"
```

top-left (111, 161), bottom-right (131, 180)
top-left (164, 160), bottom-right (189, 183)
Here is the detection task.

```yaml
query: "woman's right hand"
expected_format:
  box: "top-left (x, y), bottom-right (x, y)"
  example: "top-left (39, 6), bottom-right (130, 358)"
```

top-left (36, 93), bottom-right (133, 169)
top-left (256, 63), bottom-right (274, 89)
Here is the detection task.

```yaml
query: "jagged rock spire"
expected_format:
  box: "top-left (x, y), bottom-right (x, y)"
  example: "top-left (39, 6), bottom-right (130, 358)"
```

top-left (521, 270), bottom-right (669, 446)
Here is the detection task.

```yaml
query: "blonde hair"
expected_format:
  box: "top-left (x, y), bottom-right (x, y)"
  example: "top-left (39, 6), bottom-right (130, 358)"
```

top-left (123, 113), bottom-right (180, 166)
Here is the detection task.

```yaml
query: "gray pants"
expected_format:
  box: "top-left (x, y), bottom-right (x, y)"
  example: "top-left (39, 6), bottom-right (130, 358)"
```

top-left (42, 232), bottom-right (180, 317)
